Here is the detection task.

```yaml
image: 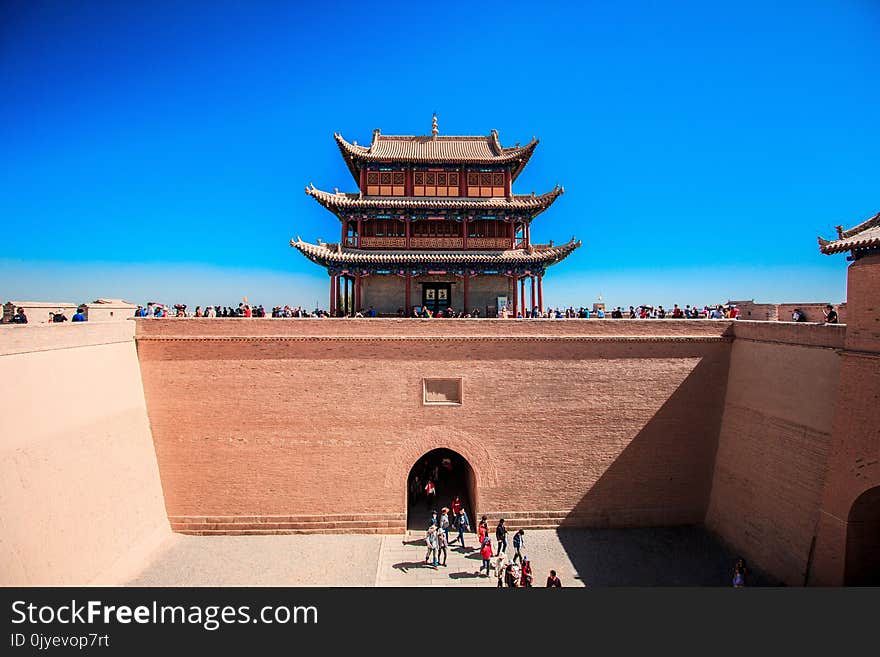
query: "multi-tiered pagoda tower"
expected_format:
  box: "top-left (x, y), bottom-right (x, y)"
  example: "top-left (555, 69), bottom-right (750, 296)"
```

top-left (292, 116), bottom-right (580, 316)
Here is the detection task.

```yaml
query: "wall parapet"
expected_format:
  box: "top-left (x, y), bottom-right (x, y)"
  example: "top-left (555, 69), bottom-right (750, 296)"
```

top-left (0, 320), bottom-right (135, 357)
top-left (731, 320), bottom-right (845, 350)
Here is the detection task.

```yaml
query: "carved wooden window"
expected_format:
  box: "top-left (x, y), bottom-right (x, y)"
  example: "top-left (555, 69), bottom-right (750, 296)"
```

top-left (413, 169), bottom-right (460, 197)
top-left (365, 169), bottom-right (405, 196)
top-left (467, 170), bottom-right (505, 197)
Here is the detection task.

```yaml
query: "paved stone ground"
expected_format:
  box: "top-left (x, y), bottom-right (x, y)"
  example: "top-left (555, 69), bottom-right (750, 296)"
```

top-left (129, 526), bottom-right (761, 587)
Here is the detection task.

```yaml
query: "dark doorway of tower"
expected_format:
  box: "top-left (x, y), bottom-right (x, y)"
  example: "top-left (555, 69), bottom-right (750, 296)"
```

top-left (407, 448), bottom-right (476, 533)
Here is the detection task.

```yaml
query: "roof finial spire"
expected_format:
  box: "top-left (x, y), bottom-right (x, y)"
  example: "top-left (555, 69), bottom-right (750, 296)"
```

top-left (431, 111), bottom-right (438, 138)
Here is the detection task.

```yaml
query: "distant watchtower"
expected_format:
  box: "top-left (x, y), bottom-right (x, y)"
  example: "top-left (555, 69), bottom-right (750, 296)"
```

top-left (292, 116), bottom-right (580, 316)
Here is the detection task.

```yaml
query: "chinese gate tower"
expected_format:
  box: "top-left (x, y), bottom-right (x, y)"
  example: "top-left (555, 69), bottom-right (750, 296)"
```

top-left (292, 115), bottom-right (580, 316)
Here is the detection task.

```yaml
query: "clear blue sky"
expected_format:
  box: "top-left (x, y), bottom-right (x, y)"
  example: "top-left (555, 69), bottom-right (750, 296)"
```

top-left (2, 0), bottom-right (877, 310)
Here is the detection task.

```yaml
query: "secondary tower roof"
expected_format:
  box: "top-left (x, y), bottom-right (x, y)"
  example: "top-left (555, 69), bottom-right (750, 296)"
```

top-left (818, 211), bottom-right (880, 256)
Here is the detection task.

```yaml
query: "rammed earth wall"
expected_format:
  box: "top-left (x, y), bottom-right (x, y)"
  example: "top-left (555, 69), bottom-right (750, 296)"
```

top-left (0, 321), bottom-right (170, 586)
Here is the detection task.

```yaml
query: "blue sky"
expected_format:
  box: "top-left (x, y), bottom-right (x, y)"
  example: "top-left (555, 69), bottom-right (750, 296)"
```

top-left (1, 0), bottom-right (877, 309)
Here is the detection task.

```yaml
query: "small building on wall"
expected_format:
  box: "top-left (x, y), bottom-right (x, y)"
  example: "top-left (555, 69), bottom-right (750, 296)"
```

top-left (84, 298), bottom-right (138, 321)
top-left (292, 116), bottom-right (580, 317)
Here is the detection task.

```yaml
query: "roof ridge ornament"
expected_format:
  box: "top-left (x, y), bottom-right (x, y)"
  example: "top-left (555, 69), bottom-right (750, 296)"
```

top-left (835, 225), bottom-right (844, 238)
top-left (431, 112), bottom-right (438, 139)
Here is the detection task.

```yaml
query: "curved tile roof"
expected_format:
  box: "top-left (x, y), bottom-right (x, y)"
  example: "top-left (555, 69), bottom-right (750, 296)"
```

top-left (818, 211), bottom-right (880, 255)
top-left (290, 237), bottom-right (581, 267)
top-left (304, 184), bottom-right (563, 218)
top-left (334, 130), bottom-right (539, 183)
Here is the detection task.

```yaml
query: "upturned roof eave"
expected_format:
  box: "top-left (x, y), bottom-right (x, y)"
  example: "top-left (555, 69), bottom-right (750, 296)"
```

top-left (304, 184), bottom-right (564, 222)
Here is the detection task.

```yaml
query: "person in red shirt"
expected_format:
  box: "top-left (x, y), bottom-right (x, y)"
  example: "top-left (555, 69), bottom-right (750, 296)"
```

top-left (479, 536), bottom-right (493, 576)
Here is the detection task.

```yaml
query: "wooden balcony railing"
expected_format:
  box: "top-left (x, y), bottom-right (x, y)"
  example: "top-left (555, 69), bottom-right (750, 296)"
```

top-left (350, 236), bottom-right (516, 250)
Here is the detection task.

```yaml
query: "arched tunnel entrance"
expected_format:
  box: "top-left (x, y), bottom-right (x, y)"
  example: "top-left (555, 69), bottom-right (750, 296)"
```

top-left (845, 486), bottom-right (880, 586)
top-left (407, 448), bottom-right (476, 531)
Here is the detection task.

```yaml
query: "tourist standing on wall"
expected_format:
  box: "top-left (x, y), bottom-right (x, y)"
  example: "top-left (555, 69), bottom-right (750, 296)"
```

top-left (11, 307), bottom-right (28, 324)
top-left (72, 307), bottom-right (86, 322)
top-left (546, 570), bottom-right (562, 587)
top-left (495, 518), bottom-right (509, 556)
top-left (823, 304), bottom-right (839, 324)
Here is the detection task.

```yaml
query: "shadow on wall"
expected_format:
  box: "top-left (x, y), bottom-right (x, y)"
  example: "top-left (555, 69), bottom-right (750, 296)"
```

top-left (556, 348), bottom-right (745, 585)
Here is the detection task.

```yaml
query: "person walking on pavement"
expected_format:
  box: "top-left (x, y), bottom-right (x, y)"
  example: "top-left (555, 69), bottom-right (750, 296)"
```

top-left (520, 557), bottom-right (534, 587)
top-left (478, 515), bottom-right (489, 547)
top-left (436, 524), bottom-right (448, 567)
top-left (495, 553), bottom-right (507, 588)
top-left (479, 535), bottom-right (494, 577)
top-left (454, 508), bottom-right (470, 549)
top-left (512, 529), bottom-right (525, 564)
top-left (439, 507), bottom-right (451, 544)
top-left (495, 518), bottom-right (509, 556)
top-left (425, 526), bottom-right (439, 569)
top-left (546, 570), bottom-right (562, 587)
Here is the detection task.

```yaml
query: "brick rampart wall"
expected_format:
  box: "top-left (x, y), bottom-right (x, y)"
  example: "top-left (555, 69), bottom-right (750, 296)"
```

top-left (705, 321), bottom-right (845, 585)
top-left (136, 319), bottom-right (733, 534)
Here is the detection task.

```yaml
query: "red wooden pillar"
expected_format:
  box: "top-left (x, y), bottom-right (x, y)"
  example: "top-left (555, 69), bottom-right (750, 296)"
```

top-left (356, 217), bottom-right (362, 247)
top-left (538, 275), bottom-right (544, 313)
top-left (405, 167), bottom-right (413, 197)
top-left (509, 219), bottom-right (515, 249)
top-left (405, 218), bottom-right (411, 249)
top-left (330, 275), bottom-right (336, 316)
top-left (504, 167), bottom-right (511, 198)
top-left (525, 223), bottom-right (530, 248)
top-left (463, 273), bottom-right (470, 314)
top-left (520, 277), bottom-right (525, 315)
top-left (341, 219), bottom-right (347, 246)
top-left (354, 273), bottom-right (362, 313)
top-left (530, 275), bottom-right (537, 316)
top-left (343, 276), bottom-right (349, 316)
top-left (462, 217), bottom-right (467, 249)
top-left (336, 276), bottom-right (342, 316)
top-left (511, 275), bottom-right (518, 317)
top-left (359, 168), bottom-right (366, 196)
top-left (459, 166), bottom-right (466, 197)
top-left (405, 273), bottom-right (411, 316)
